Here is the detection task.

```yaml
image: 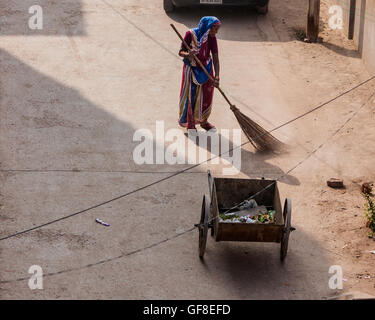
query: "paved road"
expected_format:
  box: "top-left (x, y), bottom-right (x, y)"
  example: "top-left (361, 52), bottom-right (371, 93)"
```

top-left (1, 0), bottom-right (374, 299)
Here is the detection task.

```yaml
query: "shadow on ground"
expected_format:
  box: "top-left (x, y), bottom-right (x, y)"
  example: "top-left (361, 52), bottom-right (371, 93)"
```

top-left (166, 1), bottom-right (308, 42)
top-left (168, 6), bottom-right (271, 42)
top-left (186, 132), bottom-right (300, 185)
top-left (196, 230), bottom-right (333, 299)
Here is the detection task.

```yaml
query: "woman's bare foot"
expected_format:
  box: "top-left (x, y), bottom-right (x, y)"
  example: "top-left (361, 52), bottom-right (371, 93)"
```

top-left (200, 121), bottom-right (216, 131)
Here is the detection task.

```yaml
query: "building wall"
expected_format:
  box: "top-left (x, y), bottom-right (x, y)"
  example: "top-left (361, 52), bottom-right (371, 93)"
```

top-left (361, 0), bottom-right (375, 74)
top-left (329, 0), bottom-right (375, 74)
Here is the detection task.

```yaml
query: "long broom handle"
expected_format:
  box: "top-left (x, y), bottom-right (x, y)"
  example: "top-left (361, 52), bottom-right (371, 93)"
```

top-left (170, 24), bottom-right (236, 110)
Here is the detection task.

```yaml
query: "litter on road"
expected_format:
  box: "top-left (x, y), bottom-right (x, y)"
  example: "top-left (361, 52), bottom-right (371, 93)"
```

top-left (327, 178), bottom-right (344, 188)
top-left (96, 218), bottom-right (110, 227)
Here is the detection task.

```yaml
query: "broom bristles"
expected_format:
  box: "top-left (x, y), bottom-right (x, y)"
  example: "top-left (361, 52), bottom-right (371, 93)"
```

top-left (231, 106), bottom-right (283, 152)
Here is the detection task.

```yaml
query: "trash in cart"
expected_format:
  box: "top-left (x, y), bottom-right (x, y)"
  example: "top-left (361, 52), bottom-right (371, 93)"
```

top-left (219, 199), bottom-right (276, 224)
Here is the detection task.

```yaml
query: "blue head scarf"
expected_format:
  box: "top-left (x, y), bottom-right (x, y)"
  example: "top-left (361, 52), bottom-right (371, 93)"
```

top-left (184, 16), bottom-right (221, 84)
top-left (191, 16), bottom-right (221, 49)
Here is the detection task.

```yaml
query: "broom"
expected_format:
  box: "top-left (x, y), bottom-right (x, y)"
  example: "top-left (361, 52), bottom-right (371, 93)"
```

top-left (171, 24), bottom-right (283, 152)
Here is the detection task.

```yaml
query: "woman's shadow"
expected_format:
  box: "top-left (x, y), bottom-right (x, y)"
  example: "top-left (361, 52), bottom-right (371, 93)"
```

top-left (185, 129), bottom-right (300, 185)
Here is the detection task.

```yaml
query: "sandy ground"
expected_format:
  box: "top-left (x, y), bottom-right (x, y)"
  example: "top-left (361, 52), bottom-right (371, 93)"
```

top-left (0, 0), bottom-right (374, 299)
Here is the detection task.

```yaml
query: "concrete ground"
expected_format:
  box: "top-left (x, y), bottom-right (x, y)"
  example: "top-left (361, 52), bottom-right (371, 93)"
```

top-left (0, 0), bottom-right (375, 299)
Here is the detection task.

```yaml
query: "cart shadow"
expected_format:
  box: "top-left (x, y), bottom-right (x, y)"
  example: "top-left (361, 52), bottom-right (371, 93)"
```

top-left (200, 233), bottom-right (333, 299)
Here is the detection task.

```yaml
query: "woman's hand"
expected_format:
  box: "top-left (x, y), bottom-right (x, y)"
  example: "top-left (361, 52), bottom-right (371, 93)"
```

top-left (188, 48), bottom-right (199, 59)
top-left (178, 49), bottom-right (198, 60)
top-left (213, 75), bottom-right (220, 88)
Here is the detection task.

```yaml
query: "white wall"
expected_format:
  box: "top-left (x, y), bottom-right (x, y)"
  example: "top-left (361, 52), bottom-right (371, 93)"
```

top-left (329, 0), bottom-right (375, 74)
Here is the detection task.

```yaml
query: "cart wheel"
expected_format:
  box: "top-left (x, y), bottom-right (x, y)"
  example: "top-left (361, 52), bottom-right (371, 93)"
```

top-left (198, 194), bottom-right (210, 259)
top-left (280, 198), bottom-right (292, 261)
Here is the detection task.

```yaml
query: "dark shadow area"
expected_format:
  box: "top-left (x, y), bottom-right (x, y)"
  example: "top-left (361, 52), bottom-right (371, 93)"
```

top-left (0, 0), bottom-right (85, 36)
top-left (201, 229), bottom-right (334, 299)
top-left (0, 47), bottom-right (217, 294)
top-left (320, 41), bottom-right (360, 58)
top-left (0, 48), bottom-right (135, 174)
top-left (185, 131), bottom-right (300, 185)
top-left (167, 5), bottom-right (274, 42)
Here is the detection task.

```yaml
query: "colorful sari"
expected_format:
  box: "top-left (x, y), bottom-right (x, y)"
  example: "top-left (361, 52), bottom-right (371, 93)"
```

top-left (178, 16), bottom-right (221, 129)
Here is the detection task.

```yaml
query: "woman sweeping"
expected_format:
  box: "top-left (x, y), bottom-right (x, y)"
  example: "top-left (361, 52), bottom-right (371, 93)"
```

top-left (178, 16), bottom-right (221, 131)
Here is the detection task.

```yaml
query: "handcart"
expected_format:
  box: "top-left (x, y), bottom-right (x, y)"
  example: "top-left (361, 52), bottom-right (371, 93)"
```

top-left (196, 171), bottom-right (295, 261)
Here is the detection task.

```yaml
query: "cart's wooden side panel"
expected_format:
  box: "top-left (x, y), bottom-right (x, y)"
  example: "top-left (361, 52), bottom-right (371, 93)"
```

top-left (211, 180), bottom-right (220, 241)
top-left (217, 223), bottom-right (283, 242)
top-left (273, 184), bottom-right (283, 225)
top-left (214, 178), bottom-right (276, 210)
top-left (212, 177), bottom-right (284, 243)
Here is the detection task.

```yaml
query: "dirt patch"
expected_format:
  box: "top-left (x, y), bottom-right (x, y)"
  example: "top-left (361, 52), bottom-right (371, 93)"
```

top-left (31, 229), bottom-right (96, 250)
top-left (22, 110), bottom-right (83, 129)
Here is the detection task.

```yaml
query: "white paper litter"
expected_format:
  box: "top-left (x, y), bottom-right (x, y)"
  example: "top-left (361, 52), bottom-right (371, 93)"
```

top-left (229, 205), bottom-right (268, 218)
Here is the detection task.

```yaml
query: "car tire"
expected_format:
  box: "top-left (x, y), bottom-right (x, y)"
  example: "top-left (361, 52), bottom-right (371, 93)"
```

top-left (257, 4), bottom-right (268, 14)
top-left (164, 0), bottom-right (175, 13)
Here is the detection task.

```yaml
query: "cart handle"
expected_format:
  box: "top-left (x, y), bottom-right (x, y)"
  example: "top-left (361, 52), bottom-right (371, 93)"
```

top-left (207, 170), bottom-right (213, 199)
